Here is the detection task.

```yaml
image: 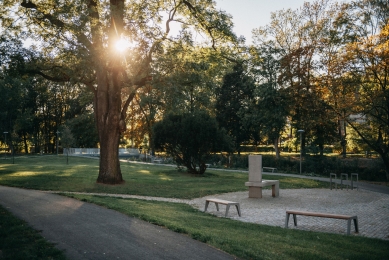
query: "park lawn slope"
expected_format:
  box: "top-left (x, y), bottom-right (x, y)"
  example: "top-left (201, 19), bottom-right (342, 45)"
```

top-left (66, 194), bottom-right (389, 260)
top-left (0, 156), bottom-right (328, 199)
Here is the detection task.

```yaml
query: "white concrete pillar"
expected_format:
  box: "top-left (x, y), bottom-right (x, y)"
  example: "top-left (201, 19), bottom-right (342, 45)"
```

top-left (248, 155), bottom-right (262, 182)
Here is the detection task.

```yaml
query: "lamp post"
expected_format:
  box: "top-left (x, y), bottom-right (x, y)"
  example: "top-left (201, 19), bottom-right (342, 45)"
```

top-left (3, 132), bottom-right (8, 160)
top-left (297, 129), bottom-right (304, 174)
top-left (56, 131), bottom-right (60, 155)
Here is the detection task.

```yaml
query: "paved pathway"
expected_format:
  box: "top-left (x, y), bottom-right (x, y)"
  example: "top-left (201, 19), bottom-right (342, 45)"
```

top-left (0, 185), bottom-right (236, 260)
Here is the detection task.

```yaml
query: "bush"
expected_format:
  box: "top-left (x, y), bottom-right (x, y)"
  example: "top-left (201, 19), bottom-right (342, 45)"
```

top-left (153, 110), bottom-right (233, 174)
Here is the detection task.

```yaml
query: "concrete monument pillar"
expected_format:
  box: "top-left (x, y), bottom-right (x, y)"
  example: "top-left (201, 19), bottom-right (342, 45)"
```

top-left (245, 155), bottom-right (279, 198)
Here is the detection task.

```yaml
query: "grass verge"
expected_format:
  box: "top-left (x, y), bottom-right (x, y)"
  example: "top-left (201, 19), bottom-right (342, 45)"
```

top-left (66, 194), bottom-right (389, 260)
top-left (0, 205), bottom-right (66, 260)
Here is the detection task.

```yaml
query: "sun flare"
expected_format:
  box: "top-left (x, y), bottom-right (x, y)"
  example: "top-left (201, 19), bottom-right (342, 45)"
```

top-left (114, 38), bottom-right (129, 52)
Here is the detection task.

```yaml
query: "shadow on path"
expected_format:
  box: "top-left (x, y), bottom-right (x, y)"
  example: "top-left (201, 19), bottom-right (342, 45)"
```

top-left (0, 185), bottom-right (235, 260)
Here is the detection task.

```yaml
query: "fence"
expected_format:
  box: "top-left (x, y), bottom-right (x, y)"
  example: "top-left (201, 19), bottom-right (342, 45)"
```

top-left (63, 148), bottom-right (140, 157)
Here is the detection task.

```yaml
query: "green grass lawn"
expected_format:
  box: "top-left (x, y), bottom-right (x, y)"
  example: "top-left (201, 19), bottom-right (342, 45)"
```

top-left (0, 155), bottom-right (388, 259)
top-left (0, 155), bottom-right (327, 198)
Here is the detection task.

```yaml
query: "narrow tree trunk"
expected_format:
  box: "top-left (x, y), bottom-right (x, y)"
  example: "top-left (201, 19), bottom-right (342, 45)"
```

top-left (379, 153), bottom-right (389, 181)
top-left (23, 133), bottom-right (28, 153)
top-left (274, 138), bottom-right (280, 159)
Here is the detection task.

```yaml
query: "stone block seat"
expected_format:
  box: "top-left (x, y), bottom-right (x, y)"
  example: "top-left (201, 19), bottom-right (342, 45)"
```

top-left (245, 180), bottom-right (279, 198)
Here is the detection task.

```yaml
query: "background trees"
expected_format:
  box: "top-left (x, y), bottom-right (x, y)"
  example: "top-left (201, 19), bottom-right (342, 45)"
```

top-left (215, 63), bottom-right (256, 153)
top-left (1, 0), bottom-right (236, 184)
top-left (0, 0), bottom-right (387, 179)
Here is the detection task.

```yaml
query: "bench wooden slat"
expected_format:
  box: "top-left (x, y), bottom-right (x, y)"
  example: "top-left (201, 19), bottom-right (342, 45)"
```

top-left (206, 198), bottom-right (236, 205)
top-left (285, 210), bottom-right (358, 235)
top-left (286, 210), bottom-right (355, 220)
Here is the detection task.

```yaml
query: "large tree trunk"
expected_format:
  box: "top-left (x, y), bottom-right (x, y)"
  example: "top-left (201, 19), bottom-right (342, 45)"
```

top-left (97, 128), bottom-right (123, 184)
top-left (94, 64), bottom-right (125, 184)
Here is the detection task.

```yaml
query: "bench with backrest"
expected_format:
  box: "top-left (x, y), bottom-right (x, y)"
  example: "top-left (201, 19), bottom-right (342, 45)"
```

top-left (262, 167), bottom-right (277, 173)
top-left (204, 198), bottom-right (241, 217)
top-left (285, 210), bottom-right (359, 235)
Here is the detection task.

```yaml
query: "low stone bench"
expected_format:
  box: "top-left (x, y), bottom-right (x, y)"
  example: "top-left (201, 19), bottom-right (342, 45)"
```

top-left (245, 180), bottom-right (279, 198)
top-left (285, 210), bottom-right (359, 235)
top-left (204, 198), bottom-right (241, 217)
top-left (262, 167), bottom-right (277, 173)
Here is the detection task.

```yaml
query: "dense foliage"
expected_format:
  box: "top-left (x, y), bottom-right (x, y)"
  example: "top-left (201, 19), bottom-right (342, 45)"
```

top-left (153, 110), bottom-right (232, 174)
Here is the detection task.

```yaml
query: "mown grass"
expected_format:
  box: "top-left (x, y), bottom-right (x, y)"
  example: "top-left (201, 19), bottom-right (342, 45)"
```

top-left (0, 205), bottom-right (66, 260)
top-left (1, 155), bottom-right (388, 259)
top-left (66, 194), bottom-right (389, 260)
top-left (0, 155), bottom-right (328, 198)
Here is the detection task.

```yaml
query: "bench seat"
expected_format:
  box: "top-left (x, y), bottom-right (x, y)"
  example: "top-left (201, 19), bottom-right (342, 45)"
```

top-left (204, 198), bottom-right (241, 217)
top-left (285, 210), bottom-right (359, 235)
top-left (245, 180), bottom-right (279, 198)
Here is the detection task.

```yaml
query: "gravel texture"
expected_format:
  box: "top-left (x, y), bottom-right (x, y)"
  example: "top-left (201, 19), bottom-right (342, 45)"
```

top-left (190, 188), bottom-right (389, 240)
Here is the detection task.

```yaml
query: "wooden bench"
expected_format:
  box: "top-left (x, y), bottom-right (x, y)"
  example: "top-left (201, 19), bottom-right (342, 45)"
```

top-left (204, 198), bottom-right (241, 217)
top-left (285, 210), bottom-right (359, 235)
top-left (262, 167), bottom-right (277, 173)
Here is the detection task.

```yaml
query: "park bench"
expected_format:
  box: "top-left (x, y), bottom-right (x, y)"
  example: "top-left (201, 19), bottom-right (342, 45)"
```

top-left (204, 198), bottom-right (241, 217)
top-left (285, 210), bottom-right (359, 235)
top-left (262, 167), bottom-right (277, 173)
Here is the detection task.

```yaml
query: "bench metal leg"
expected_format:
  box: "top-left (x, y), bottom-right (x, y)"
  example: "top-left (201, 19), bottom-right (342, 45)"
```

top-left (285, 213), bottom-right (290, 228)
top-left (204, 201), bottom-right (210, 212)
top-left (347, 219), bottom-right (351, 235)
top-left (225, 205), bottom-right (230, 217)
top-left (292, 214), bottom-right (297, 226)
top-left (347, 217), bottom-right (359, 235)
top-left (353, 217), bottom-right (359, 233)
top-left (235, 204), bottom-right (241, 217)
top-left (215, 203), bottom-right (219, 211)
top-left (285, 213), bottom-right (297, 228)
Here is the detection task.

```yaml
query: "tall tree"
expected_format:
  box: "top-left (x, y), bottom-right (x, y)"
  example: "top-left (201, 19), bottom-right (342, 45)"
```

top-left (1, 0), bottom-right (236, 184)
top-left (248, 44), bottom-right (289, 158)
top-left (215, 63), bottom-right (256, 152)
top-left (336, 0), bottom-right (389, 179)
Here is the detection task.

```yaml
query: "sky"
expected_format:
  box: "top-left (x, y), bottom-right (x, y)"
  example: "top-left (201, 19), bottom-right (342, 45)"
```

top-left (214, 0), bottom-right (318, 43)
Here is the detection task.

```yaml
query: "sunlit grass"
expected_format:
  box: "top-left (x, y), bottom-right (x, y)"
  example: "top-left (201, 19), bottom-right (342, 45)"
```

top-left (0, 155), bottom-right (329, 198)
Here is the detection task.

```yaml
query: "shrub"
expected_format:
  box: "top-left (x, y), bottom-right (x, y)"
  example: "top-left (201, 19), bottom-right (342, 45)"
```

top-left (153, 110), bottom-right (233, 174)
top-left (205, 154), bottom-right (386, 181)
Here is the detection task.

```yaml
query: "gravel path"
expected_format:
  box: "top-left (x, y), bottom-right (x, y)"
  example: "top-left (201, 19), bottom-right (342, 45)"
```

top-left (190, 188), bottom-right (389, 240)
